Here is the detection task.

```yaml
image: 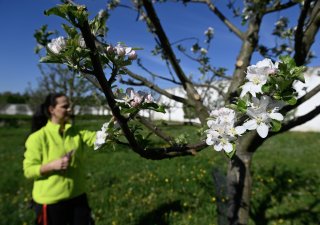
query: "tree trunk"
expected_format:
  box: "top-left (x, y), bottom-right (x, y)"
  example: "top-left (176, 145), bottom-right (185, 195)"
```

top-left (226, 151), bottom-right (252, 225)
top-left (226, 15), bottom-right (262, 101)
top-left (224, 132), bottom-right (261, 225)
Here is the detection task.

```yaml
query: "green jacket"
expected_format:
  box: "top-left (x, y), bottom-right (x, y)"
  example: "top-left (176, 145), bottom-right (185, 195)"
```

top-left (23, 120), bottom-right (96, 204)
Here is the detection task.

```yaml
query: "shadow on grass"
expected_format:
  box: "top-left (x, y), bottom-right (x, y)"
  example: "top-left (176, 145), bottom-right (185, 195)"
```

top-left (250, 166), bottom-right (320, 224)
top-left (136, 200), bottom-right (183, 225)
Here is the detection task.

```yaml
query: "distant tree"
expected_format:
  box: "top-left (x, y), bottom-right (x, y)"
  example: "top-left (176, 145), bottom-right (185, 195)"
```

top-left (27, 63), bottom-right (103, 115)
top-left (0, 92), bottom-right (29, 104)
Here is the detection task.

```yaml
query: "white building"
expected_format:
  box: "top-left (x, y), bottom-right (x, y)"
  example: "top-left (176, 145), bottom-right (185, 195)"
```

top-left (0, 104), bottom-right (33, 115)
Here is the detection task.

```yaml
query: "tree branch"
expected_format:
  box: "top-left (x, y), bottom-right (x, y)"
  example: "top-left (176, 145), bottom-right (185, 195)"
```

top-left (195, 80), bottom-right (227, 99)
top-left (283, 83), bottom-right (320, 112)
top-left (119, 78), bottom-right (144, 86)
top-left (294, 0), bottom-right (320, 65)
top-left (189, 0), bottom-right (245, 40)
top-left (137, 59), bottom-right (182, 85)
top-left (278, 105), bottom-right (320, 134)
top-left (79, 19), bottom-right (144, 155)
top-left (142, 0), bottom-right (191, 87)
top-left (265, 1), bottom-right (298, 14)
top-left (136, 115), bottom-right (175, 144)
top-left (123, 68), bottom-right (191, 105)
top-left (79, 71), bottom-right (103, 92)
top-left (143, 141), bottom-right (208, 160)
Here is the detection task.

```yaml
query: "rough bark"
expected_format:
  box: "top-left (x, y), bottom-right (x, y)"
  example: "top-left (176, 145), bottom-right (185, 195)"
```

top-left (226, 131), bottom-right (261, 225)
top-left (226, 15), bottom-right (262, 101)
top-left (294, 0), bottom-right (320, 66)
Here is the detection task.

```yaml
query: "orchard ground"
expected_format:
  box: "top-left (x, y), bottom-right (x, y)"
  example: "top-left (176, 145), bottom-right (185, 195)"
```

top-left (0, 117), bottom-right (319, 225)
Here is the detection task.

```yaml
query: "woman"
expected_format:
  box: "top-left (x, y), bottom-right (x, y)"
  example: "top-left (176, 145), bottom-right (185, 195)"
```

top-left (23, 93), bottom-right (97, 225)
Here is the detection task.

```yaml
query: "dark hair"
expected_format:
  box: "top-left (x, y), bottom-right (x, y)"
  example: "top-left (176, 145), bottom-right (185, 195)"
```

top-left (31, 93), bottom-right (66, 133)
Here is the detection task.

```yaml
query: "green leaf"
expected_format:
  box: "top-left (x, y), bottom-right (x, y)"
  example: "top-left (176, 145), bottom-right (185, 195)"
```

top-left (278, 79), bottom-right (292, 91)
top-left (285, 96), bottom-right (297, 105)
top-left (297, 73), bottom-right (305, 83)
top-left (279, 55), bottom-right (295, 68)
top-left (273, 93), bottom-right (281, 100)
top-left (45, 4), bottom-right (88, 27)
top-left (237, 99), bottom-right (247, 113)
top-left (62, 24), bottom-right (78, 38)
top-left (141, 102), bottom-right (158, 109)
top-left (120, 107), bottom-right (138, 114)
top-left (261, 84), bottom-right (271, 94)
top-left (40, 55), bottom-right (63, 64)
top-left (89, 11), bottom-right (109, 37)
top-left (155, 105), bottom-right (166, 113)
top-left (271, 120), bottom-right (282, 132)
top-left (228, 103), bottom-right (238, 111)
top-left (45, 5), bottom-right (67, 19)
top-left (141, 103), bottom-right (166, 113)
top-left (34, 25), bottom-right (55, 47)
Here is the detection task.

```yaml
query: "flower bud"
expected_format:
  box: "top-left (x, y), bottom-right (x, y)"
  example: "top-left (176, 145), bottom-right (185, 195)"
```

top-left (145, 94), bottom-right (154, 103)
top-left (106, 45), bottom-right (114, 54)
top-left (200, 48), bottom-right (207, 55)
top-left (98, 9), bottom-right (107, 19)
top-left (127, 50), bottom-right (137, 60)
top-left (79, 37), bottom-right (86, 48)
top-left (47, 36), bottom-right (66, 54)
top-left (115, 44), bottom-right (125, 56)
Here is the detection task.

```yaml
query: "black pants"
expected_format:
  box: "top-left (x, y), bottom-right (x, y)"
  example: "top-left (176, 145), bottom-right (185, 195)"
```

top-left (34, 194), bottom-right (94, 225)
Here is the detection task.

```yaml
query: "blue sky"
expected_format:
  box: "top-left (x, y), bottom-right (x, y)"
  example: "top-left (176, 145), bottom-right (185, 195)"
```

top-left (0, 0), bottom-right (318, 93)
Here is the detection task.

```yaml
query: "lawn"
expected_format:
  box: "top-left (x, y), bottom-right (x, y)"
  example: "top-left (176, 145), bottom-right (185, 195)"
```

top-left (0, 119), bottom-right (319, 225)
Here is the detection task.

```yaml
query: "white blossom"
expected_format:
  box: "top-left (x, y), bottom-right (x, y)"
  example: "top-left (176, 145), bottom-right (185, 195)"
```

top-left (210, 107), bottom-right (236, 124)
top-left (94, 122), bottom-right (110, 150)
top-left (106, 45), bottom-right (114, 54)
top-left (79, 37), bottom-right (86, 48)
top-left (115, 88), bottom-right (154, 107)
top-left (240, 58), bottom-right (278, 97)
top-left (200, 48), bottom-right (207, 55)
top-left (47, 36), bottom-right (66, 54)
top-left (98, 9), bottom-right (106, 19)
top-left (243, 96), bottom-right (284, 138)
top-left (206, 107), bottom-right (244, 153)
top-left (113, 43), bottom-right (137, 60)
top-left (114, 43), bottom-right (126, 56)
top-left (127, 50), bottom-right (137, 60)
top-left (139, 14), bottom-right (147, 21)
top-left (204, 27), bottom-right (214, 36)
top-left (255, 58), bottom-right (279, 75)
top-left (130, 90), bottom-right (143, 107)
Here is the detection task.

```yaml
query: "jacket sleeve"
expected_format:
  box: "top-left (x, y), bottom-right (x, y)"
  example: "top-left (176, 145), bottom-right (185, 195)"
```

top-left (80, 130), bottom-right (97, 148)
top-left (23, 134), bottom-right (42, 179)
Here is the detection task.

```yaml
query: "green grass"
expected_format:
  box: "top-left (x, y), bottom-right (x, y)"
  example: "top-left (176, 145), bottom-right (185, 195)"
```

top-left (0, 121), bottom-right (319, 225)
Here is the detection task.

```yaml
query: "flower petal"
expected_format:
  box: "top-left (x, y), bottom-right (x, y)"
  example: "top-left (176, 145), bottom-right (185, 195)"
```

top-left (214, 143), bottom-right (223, 151)
top-left (257, 123), bottom-right (269, 138)
top-left (269, 112), bottom-right (284, 121)
top-left (206, 137), bottom-right (215, 145)
top-left (243, 119), bottom-right (258, 130)
top-left (223, 142), bottom-right (233, 153)
top-left (235, 126), bottom-right (246, 135)
top-left (240, 83), bottom-right (251, 98)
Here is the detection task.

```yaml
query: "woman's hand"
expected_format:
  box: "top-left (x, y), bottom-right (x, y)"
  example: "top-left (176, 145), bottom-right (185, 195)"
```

top-left (40, 155), bottom-right (71, 175)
